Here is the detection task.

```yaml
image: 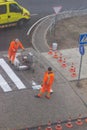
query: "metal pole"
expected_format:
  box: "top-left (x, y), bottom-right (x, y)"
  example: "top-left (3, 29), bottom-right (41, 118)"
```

top-left (77, 55), bottom-right (83, 87)
top-left (54, 14), bottom-right (57, 42)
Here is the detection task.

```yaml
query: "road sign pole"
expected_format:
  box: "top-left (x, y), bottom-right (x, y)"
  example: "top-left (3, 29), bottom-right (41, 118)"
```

top-left (54, 14), bottom-right (57, 41)
top-left (53, 6), bottom-right (62, 42)
top-left (77, 33), bottom-right (86, 87)
top-left (77, 55), bottom-right (83, 87)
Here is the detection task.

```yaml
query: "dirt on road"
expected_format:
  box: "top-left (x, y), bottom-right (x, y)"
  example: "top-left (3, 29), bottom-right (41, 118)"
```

top-left (46, 14), bottom-right (87, 88)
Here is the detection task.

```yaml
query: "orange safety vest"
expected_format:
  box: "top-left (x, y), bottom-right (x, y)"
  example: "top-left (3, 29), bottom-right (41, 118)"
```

top-left (43, 71), bottom-right (55, 87)
top-left (8, 40), bottom-right (24, 52)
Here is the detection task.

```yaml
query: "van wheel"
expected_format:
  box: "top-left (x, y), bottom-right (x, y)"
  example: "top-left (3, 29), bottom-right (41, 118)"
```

top-left (17, 19), bottom-right (25, 27)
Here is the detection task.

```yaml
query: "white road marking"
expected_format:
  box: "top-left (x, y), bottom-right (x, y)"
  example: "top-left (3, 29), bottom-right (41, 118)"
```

top-left (0, 75), bottom-right (12, 92)
top-left (27, 14), bottom-right (54, 35)
top-left (0, 58), bottom-right (26, 90)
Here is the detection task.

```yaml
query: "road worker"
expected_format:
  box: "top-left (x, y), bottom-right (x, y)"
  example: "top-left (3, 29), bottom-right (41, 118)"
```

top-left (35, 67), bottom-right (55, 99)
top-left (8, 38), bottom-right (25, 64)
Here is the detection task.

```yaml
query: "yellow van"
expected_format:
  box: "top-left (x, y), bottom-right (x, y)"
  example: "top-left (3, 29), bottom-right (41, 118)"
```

top-left (0, 0), bottom-right (31, 28)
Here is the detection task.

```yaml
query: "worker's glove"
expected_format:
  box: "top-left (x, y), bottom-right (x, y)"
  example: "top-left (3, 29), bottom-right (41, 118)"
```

top-left (13, 49), bottom-right (16, 52)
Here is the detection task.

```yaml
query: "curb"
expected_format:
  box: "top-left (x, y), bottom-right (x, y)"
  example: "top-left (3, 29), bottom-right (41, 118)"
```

top-left (32, 9), bottom-right (87, 53)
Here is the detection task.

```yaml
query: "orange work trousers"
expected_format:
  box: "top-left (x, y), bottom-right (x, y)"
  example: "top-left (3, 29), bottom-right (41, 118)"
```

top-left (40, 84), bottom-right (51, 93)
top-left (8, 51), bottom-right (16, 63)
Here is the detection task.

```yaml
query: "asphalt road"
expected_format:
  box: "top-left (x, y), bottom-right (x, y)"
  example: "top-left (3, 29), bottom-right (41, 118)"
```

top-left (17, 0), bottom-right (87, 14)
top-left (0, 15), bottom-right (43, 51)
top-left (1, 0), bottom-right (87, 51)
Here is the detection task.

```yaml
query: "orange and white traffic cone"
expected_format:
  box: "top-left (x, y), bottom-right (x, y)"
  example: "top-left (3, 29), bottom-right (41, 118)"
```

top-left (61, 58), bottom-right (67, 68)
top-left (69, 62), bottom-right (74, 72)
top-left (75, 114), bottom-right (83, 126)
top-left (45, 121), bottom-right (52, 130)
top-left (38, 126), bottom-right (42, 130)
top-left (65, 116), bottom-right (73, 128)
top-left (53, 51), bottom-right (58, 58)
top-left (85, 117), bottom-right (87, 123)
top-left (71, 67), bottom-right (77, 77)
top-left (55, 120), bottom-right (62, 130)
top-left (57, 53), bottom-right (62, 63)
top-left (26, 128), bottom-right (29, 130)
top-left (85, 118), bottom-right (87, 123)
top-left (48, 46), bottom-right (53, 55)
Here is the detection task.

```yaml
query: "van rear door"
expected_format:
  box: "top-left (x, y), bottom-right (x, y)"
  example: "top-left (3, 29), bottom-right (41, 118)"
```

top-left (0, 4), bottom-right (8, 24)
top-left (7, 3), bottom-right (22, 23)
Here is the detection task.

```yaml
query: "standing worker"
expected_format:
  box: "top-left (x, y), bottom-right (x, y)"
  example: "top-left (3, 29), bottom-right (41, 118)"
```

top-left (35, 67), bottom-right (55, 99)
top-left (8, 38), bottom-right (25, 64)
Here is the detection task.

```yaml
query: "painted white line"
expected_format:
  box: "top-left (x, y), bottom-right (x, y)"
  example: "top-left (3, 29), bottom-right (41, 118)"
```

top-left (27, 14), bottom-right (54, 36)
top-left (0, 58), bottom-right (26, 90)
top-left (0, 74), bottom-right (12, 92)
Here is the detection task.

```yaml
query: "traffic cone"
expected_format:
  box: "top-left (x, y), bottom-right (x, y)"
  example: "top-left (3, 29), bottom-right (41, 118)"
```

top-left (38, 126), bottom-right (42, 130)
top-left (65, 116), bottom-right (73, 128)
top-left (69, 62), bottom-right (74, 72)
top-left (71, 67), bottom-right (77, 77)
top-left (45, 121), bottom-right (52, 130)
top-left (61, 58), bottom-right (67, 68)
top-left (53, 51), bottom-right (58, 58)
top-left (48, 47), bottom-right (53, 55)
top-left (75, 114), bottom-right (83, 126)
top-left (57, 53), bottom-right (62, 63)
top-left (85, 118), bottom-right (87, 123)
top-left (55, 120), bottom-right (62, 130)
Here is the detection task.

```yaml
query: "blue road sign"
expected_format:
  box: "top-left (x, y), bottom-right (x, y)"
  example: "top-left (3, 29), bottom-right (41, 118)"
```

top-left (79, 45), bottom-right (85, 55)
top-left (79, 33), bottom-right (87, 44)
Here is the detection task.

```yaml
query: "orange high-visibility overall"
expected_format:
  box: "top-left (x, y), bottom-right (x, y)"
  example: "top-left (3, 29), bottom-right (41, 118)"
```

top-left (8, 40), bottom-right (24, 63)
top-left (38, 71), bottom-right (55, 97)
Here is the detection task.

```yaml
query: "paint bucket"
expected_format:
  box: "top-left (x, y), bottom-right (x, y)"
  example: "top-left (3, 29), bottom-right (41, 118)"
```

top-left (52, 43), bottom-right (58, 51)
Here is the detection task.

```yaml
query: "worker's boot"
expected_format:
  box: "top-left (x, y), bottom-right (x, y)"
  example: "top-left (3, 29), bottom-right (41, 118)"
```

top-left (11, 63), bottom-right (14, 65)
top-left (35, 93), bottom-right (42, 98)
top-left (8, 60), bottom-right (11, 63)
top-left (45, 92), bottom-right (50, 99)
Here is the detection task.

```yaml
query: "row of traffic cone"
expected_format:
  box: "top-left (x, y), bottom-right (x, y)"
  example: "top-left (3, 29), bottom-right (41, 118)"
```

top-left (48, 46), bottom-right (77, 78)
top-left (69, 62), bottom-right (77, 77)
top-left (48, 46), bottom-right (58, 59)
top-left (58, 53), bottom-right (77, 77)
top-left (65, 114), bottom-right (83, 129)
top-left (37, 114), bottom-right (86, 130)
top-left (13, 114), bottom-right (87, 130)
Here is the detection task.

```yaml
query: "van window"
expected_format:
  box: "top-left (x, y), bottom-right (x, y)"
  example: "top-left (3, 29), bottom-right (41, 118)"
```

top-left (0, 5), bottom-right (6, 14)
top-left (9, 3), bottom-right (22, 13)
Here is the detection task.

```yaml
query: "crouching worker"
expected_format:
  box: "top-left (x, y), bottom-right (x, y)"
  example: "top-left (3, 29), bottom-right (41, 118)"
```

top-left (8, 38), bottom-right (25, 64)
top-left (35, 67), bottom-right (55, 99)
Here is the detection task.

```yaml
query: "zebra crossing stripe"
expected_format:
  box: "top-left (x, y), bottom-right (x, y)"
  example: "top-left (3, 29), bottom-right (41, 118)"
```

top-left (0, 58), bottom-right (26, 90)
top-left (0, 74), bottom-right (12, 92)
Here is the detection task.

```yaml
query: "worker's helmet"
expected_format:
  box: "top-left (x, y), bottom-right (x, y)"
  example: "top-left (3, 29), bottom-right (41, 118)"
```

top-left (48, 67), bottom-right (52, 71)
top-left (15, 38), bottom-right (19, 42)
